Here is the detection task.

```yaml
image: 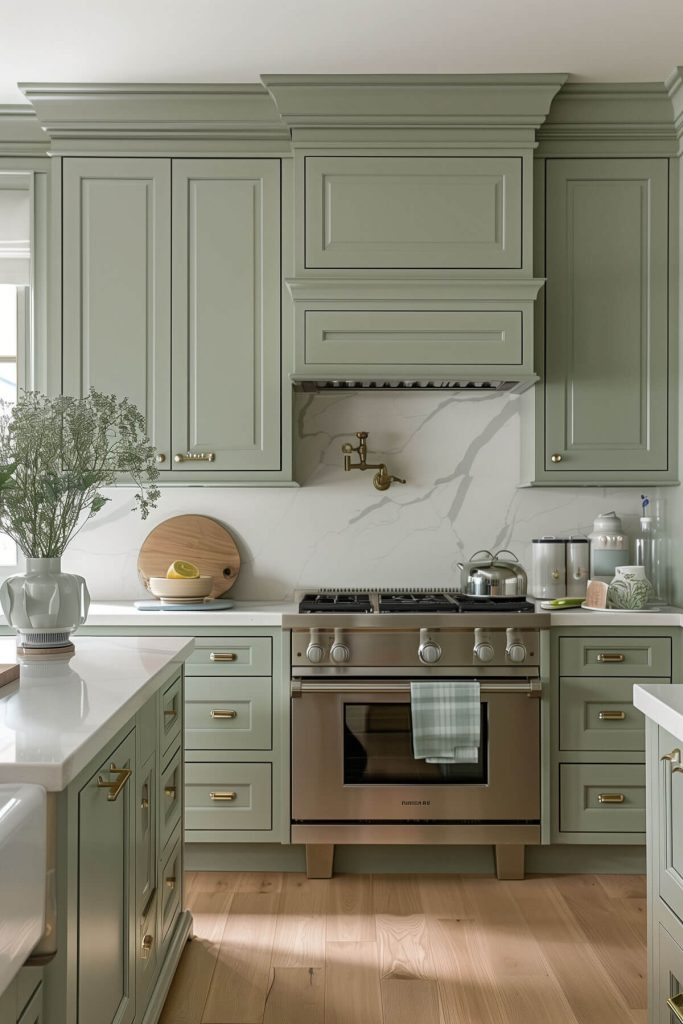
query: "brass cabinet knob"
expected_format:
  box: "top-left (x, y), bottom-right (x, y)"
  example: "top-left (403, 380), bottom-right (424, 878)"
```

top-left (164, 786), bottom-right (177, 798)
top-left (550, 453), bottom-right (563, 463)
top-left (165, 876), bottom-right (176, 890)
top-left (141, 933), bottom-right (154, 960)
top-left (155, 453), bottom-right (166, 464)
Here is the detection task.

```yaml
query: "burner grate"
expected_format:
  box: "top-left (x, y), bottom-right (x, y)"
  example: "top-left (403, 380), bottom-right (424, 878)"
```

top-left (299, 592), bottom-right (373, 614)
top-left (378, 592), bottom-right (459, 613)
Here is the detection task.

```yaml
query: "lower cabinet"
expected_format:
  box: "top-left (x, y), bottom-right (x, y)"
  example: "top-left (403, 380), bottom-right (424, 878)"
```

top-left (0, 969), bottom-right (43, 1024)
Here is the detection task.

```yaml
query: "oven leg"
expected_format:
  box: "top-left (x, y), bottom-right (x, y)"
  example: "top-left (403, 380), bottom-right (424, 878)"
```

top-left (495, 844), bottom-right (525, 880)
top-left (306, 844), bottom-right (335, 879)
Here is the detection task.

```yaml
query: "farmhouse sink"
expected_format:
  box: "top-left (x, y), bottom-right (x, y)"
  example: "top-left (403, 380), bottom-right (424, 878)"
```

top-left (0, 784), bottom-right (46, 997)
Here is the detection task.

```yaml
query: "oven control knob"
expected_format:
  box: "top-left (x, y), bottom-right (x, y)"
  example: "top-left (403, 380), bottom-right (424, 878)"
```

top-left (306, 629), bottom-right (325, 664)
top-left (418, 628), bottom-right (442, 665)
top-left (473, 628), bottom-right (494, 663)
top-left (330, 631), bottom-right (351, 664)
top-left (506, 628), bottom-right (527, 664)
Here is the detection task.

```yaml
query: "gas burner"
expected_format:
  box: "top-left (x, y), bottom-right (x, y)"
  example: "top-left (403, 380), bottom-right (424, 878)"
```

top-left (378, 592), bottom-right (459, 613)
top-left (453, 597), bottom-right (535, 613)
top-left (298, 592), bottom-right (373, 614)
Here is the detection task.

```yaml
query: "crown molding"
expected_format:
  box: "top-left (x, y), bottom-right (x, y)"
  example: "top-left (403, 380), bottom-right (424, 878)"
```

top-left (0, 105), bottom-right (49, 156)
top-left (18, 83), bottom-right (290, 144)
top-left (666, 67), bottom-right (683, 151)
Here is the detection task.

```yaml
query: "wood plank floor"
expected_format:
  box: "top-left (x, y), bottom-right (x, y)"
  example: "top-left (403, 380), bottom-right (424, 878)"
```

top-left (160, 871), bottom-right (647, 1024)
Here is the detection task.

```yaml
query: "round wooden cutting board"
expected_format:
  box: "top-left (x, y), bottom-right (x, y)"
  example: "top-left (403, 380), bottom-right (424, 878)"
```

top-left (138, 515), bottom-right (240, 599)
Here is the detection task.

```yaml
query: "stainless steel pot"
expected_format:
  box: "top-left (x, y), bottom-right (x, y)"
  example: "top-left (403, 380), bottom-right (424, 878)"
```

top-left (457, 549), bottom-right (528, 598)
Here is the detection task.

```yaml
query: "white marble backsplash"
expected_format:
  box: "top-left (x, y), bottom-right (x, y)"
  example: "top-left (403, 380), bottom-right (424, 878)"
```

top-left (63, 391), bottom-right (658, 601)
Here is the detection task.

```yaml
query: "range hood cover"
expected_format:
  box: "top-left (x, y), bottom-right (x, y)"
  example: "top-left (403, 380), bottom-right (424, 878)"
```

top-left (292, 376), bottom-right (538, 395)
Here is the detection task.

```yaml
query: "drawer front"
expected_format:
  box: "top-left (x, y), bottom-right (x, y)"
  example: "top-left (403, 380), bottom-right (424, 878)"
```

top-left (185, 762), bottom-right (272, 831)
top-left (160, 672), bottom-right (182, 754)
top-left (185, 637), bottom-right (272, 677)
top-left (658, 726), bottom-right (683, 925)
top-left (559, 676), bottom-right (670, 751)
top-left (160, 830), bottom-right (182, 943)
top-left (160, 746), bottom-right (182, 852)
top-left (303, 309), bottom-right (523, 369)
top-left (559, 636), bottom-right (672, 677)
top-left (560, 763), bottom-right (646, 833)
top-left (137, 893), bottom-right (159, 1011)
top-left (185, 677), bottom-right (272, 751)
top-left (15, 969), bottom-right (42, 1024)
top-left (305, 155), bottom-right (522, 270)
top-left (655, 920), bottom-right (683, 1024)
top-left (16, 983), bottom-right (42, 1024)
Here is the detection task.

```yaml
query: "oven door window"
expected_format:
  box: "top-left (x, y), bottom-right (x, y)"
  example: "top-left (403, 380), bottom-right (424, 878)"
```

top-left (343, 702), bottom-right (488, 785)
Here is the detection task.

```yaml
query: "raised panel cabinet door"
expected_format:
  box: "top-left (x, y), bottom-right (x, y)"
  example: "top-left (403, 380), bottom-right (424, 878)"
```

top-left (658, 726), bottom-right (683, 924)
top-left (62, 158), bottom-right (171, 460)
top-left (305, 156), bottom-right (522, 269)
top-left (172, 159), bottom-right (281, 472)
top-left (544, 158), bottom-right (669, 475)
top-left (78, 730), bottom-right (136, 1024)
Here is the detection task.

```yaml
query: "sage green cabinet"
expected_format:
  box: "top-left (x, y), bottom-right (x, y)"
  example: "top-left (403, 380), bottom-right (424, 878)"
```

top-left (304, 155), bottom-right (522, 270)
top-left (656, 726), bottom-right (683, 926)
top-left (0, 970), bottom-right (43, 1024)
top-left (533, 157), bottom-right (674, 484)
top-left (77, 730), bottom-right (136, 1024)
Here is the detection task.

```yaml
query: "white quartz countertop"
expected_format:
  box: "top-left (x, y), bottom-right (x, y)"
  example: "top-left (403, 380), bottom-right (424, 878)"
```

top-left (634, 684), bottom-right (683, 741)
top-left (536, 604), bottom-right (683, 627)
top-left (76, 600), bottom-right (296, 627)
top-left (0, 636), bottom-right (194, 791)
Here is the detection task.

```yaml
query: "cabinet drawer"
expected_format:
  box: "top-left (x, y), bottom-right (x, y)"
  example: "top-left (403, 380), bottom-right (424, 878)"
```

top-left (560, 763), bottom-right (645, 833)
top-left (185, 677), bottom-right (272, 750)
top-left (305, 155), bottom-right (522, 270)
top-left (658, 726), bottom-right (683, 926)
top-left (160, 831), bottom-right (182, 944)
top-left (137, 892), bottom-right (159, 1010)
top-left (185, 762), bottom-right (272, 831)
top-left (160, 672), bottom-right (182, 754)
top-left (160, 746), bottom-right (182, 852)
top-left (559, 636), bottom-right (672, 677)
top-left (559, 676), bottom-right (669, 751)
top-left (185, 637), bottom-right (272, 676)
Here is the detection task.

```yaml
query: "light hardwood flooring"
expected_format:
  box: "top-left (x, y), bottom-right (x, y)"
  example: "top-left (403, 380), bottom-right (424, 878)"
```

top-left (160, 871), bottom-right (647, 1024)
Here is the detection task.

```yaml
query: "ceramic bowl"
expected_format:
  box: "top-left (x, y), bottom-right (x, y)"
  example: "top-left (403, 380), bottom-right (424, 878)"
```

top-left (147, 576), bottom-right (213, 602)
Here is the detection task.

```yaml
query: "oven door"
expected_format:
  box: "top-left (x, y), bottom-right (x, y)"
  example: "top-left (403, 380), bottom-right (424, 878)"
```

top-left (291, 680), bottom-right (540, 823)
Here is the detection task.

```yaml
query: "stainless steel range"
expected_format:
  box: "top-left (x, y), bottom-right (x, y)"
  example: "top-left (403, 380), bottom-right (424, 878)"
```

top-left (283, 589), bottom-right (549, 880)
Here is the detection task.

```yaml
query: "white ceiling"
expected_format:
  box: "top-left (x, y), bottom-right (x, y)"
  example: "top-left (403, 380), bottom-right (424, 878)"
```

top-left (1, 0), bottom-right (681, 106)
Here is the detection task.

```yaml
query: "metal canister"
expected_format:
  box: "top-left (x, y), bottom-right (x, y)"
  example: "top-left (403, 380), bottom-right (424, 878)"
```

top-left (566, 536), bottom-right (590, 598)
top-left (530, 538), bottom-right (567, 599)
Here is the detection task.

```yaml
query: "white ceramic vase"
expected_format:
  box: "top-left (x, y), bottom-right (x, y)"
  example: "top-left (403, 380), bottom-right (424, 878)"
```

top-left (0, 557), bottom-right (90, 648)
top-left (607, 565), bottom-right (654, 610)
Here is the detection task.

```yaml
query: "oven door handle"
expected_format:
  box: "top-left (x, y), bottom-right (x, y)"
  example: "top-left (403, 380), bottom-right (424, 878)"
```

top-left (291, 680), bottom-right (542, 697)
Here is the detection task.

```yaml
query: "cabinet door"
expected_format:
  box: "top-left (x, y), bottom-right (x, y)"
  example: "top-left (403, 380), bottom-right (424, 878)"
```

top-left (544, 158), bottom-right (670, 477)
top-left (136, 751), bottom-right (156, 915)
top-left (62, 158), bottom-right (171, 460)
top-left (172, 159), bottom-right (281, 472)
top-left (78, 730), bottom-right (135, 1024)
top-left (658, 726), bottom-right (683, 925)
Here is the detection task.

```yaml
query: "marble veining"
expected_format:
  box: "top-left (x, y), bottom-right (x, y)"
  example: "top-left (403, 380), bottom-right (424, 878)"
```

top-left (62, 392), bottom-right (663, 601)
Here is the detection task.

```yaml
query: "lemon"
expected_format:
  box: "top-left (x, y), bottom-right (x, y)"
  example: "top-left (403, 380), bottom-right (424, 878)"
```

top-left (167, 560), bottom-right (200, 580)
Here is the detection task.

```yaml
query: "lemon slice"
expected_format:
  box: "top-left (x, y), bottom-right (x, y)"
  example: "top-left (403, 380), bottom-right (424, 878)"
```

top-left (167, 560), bottom-right (200, 580)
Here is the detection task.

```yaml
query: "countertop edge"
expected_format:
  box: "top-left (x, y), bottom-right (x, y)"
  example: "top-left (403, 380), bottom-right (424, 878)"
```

top-left (634, 683), bottom-right (683, 741)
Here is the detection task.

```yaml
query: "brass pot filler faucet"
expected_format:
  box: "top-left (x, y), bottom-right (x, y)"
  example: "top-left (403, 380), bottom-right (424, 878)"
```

top-left (341, 431), bottom-right (406, 491)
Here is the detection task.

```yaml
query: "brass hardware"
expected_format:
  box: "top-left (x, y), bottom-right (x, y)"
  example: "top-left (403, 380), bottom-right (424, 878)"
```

top-left (174, 451), bottom-right (216, 463)
top-left (661, 749), bottom-right (681, 764)
top-left (598, 711), bottom-right (626, 721)
top-left (673, 765), bottom-right (683, 775)
top-left (163, 707), bottom-right (177, 719)
top-left (209, 791), bottom-right (237, 801)
top-left (596, 653), bottom-right (625, 663)
top-left (597, 793), bottom-right (625, 804)
top-left (209, 651), bottom-right (237, 662)
top-left (667, 993), bottom-right (683, 1022)
top-left (341, 431), bottom-right (406, 491)
top-left (97, 764), bottom-right (132, 802)
top-left (164, 786), bottom-right (177, 798)
top-left (210, 709), bottom-right (238, 720)
top-left (156, 453), bottom-right (166, 464)
top-left (165, 876), bottom-right (176, 890)
top-left (141, 933), bottom-right (154, 960)
top-left (140, 797), bottom-right (149, 810)
top-left (550, 453), bottom-right (563, 463)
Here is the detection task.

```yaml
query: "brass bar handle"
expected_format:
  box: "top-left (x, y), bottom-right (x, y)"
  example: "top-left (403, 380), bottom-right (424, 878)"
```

top-left (598, 711), bottom-right (626, 721)
top-left (661, 749), bottom-right (681, 764)
top-left (163, 708), bottom-right (177, 719)
top-left (165, 876), bottom-right (176, 890)
top-left (209, 791), bottom-right (237, 802)
top-left (209, 652), bottom-right (237, 662)
top-left (596, 653), bottom-right (626, 663)
top-left (141, 934), bottom-right (154, 960)
top-left (673, 765), bottom-right (683, 775)
top-left (174, 451), bottom-right (216, 463)
top-left (210, 709), bottom-right (238, 720)
top-left (164, 786), bottom-right (177, 798)
top-left (97, 764), bottom-right (132, 802)
top-left (667, 993), bottom-right (683, 1022)
top-left (597, 793), bottom-right (625, 804)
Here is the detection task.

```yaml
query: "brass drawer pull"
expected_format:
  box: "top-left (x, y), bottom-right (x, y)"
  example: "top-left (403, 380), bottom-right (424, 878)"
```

top-left (164, 786), bottom-right (177, 798)
top-left (141, 933), bottom-right (154, 960)
top-left (673, 765), bottom-right (683, 776)
top-left (165, 876), bottom-right (176, 890)
top-left (210, 652), bottom-right (237, 662)
top-left (174, 451), bottom-right (216, 463)
top-left (661, 749), bottom-right (681, 764)
top-left (550, 453), bottom-right (563, 463)
top-left (210, 791), bottom-right (237, 802)
top-left (598, 711), bottom-right (626, 721)
top-left (597, 793), bottom-right (625, 804)
top-left (163, 708), bottom-right (177, 719)
top-left (596, 653), bottom-right (626, 663)
top-left (97, 764), bottom-right (133, 802)
top-left (667, 993), bottom-right (683, 1022)
top-left (210, 709), bottom-right (238, 720)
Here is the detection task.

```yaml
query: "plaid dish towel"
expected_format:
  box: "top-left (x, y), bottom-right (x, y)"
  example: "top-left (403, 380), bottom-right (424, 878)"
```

top-left (410, 680), bottom-right (481, 764)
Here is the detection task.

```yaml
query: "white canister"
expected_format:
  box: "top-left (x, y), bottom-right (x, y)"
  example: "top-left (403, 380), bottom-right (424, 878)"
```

top-left (566, 537), bottom-right (590, 598)
top-left (530, 538), bottom-right (567, 599)
top-left (589, 511), bottom-right (629, 582)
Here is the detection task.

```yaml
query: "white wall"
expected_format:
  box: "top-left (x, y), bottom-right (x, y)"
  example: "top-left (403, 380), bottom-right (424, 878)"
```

top-left (61, 390), bottom-right (661, 601)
